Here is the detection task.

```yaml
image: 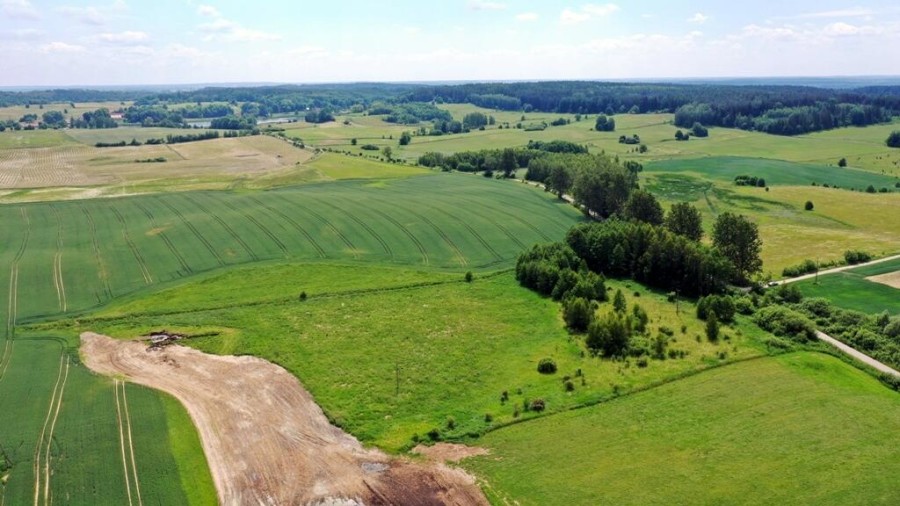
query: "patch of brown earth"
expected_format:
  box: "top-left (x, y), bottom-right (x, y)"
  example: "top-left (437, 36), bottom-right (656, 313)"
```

top-left (414, 443), bottom-right (489, 463)
top-left (866, 270), bottom-right (900, 289)
top-left (80, 332), bottom-right (487, 506)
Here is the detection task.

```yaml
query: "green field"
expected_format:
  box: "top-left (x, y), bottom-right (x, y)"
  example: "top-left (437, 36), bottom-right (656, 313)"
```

top-left (0, 170), bottom-right (581, 502)
top-left (42, 265), bottom-right (767, 452)
top-left (464, 352), bottom-right (900, 505)
top-left (795, 258), bottom-right (900, 315)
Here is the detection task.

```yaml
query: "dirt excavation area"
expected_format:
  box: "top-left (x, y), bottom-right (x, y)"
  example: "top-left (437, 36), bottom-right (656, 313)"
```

top-left (80, 332), bottom-right (487, 506)
top-left (866, 270), bottom-right (900, 289)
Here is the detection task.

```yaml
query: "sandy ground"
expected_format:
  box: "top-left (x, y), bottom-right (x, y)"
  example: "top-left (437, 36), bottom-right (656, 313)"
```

top-left (866, 270), bottom-right (900, 289)
top-left (80, 332), bottom-right (488, 506)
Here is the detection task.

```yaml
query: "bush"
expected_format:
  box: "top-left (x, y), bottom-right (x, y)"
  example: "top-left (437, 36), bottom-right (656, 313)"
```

top-left (706, 311), bottom-right (720, 341)
top-left (697, 295), bottom-right (736, 322)
top-left (754, 306), bottom-right (816, 342)
top-left (537, 358), bottom-right (557, 374)
top-left (464, 271), bottom-right (473, 283)
top-left (734, 296), bottom-right (756, 315)
top-left (360, 144), bottom-right (379, 150)
top-left (563, 297), bottom-right (594, 332)
top-left (804, 200), bottom-right (814, 211)
top-left (782, 259), bottom-right (818, 278)
top-left (844, 250), bottom-right (872, 265)
top-left (529, 399), bottom-right (546, 412)
top-left (586, 312), bottom-right (631, 357)
top-left (886, 130), bottom-right (900, 148)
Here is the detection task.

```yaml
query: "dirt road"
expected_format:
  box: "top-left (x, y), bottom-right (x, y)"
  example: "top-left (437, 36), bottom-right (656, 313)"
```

top-left (777, 253), bottom-right (900, 285)
top-left (80, 332), bottom-right (488, 506)
top-left (815, 331), bottom-right (900, 378)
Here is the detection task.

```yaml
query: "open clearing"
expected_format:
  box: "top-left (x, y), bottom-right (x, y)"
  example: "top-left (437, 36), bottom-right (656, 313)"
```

top-left (866, 270), bottom-right (900, 289)
top-left (795, 257), bottom-right (900, 314)
top-left (464, 353), bottom-right (900, 505)
top-left (81, 332), bottom-right (487, 505)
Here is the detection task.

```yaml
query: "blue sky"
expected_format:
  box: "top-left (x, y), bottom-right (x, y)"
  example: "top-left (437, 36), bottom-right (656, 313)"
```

top-left (1, 1), bottom-right (898, 86)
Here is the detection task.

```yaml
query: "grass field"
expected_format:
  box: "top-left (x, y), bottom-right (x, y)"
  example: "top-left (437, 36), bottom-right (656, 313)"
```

top-left (643, 158), bottom-right (900, 274)
top-left (794, 257), bottom-right (900, 315)
top-left (464, 352), bottom-right (900, 505)
top-left (46, 267), bottom-right (767, 452)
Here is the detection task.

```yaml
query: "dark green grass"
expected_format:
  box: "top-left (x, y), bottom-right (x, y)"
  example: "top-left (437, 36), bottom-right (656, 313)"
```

top-left (646, 156), bottom-right (898, 190)
top-left (464, 352), bottom-right (900, 506)
top-left (794, 258), bottom-right (900, 315)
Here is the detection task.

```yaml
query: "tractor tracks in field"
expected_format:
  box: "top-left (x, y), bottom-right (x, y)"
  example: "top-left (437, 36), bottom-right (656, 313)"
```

top-left (271, 193), bottom-right (360, 260)
top-left (132, 201), bottom-right (193, 276)
top-left (109, 204), bottom-right (153, 285)
top-left (32, 353), bottom-right (69, 506)
top-left (181, 194), bottom-right (259, 262)
top-left (0, 208), bottom-right (30, 384)
top-left (114, 379), bottom-right (143, 506)
top-left (246, 195), bottom-right (327, 259)
top-left (80, 206), bottom-right (113, 302)
top-left (302, 195), bottom-right (394, 261)
top-left (155, 197), bottom-right (225, 268)
top-left (367, 195), bottom-right (467, 267)
top-left (49, 206), bottom-right (67, 313)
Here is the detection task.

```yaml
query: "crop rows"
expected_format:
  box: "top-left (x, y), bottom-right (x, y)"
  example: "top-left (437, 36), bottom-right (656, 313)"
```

top-left (0, 173), bottom-right (579, 503)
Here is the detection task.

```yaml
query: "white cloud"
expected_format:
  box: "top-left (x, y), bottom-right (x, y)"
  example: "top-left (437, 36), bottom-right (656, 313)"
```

top-left (58, 5), bottom-right (107, 25)
top-left (799, 8), bottom-right (873, 19)
top-left (516, 12), bottom-right (539, 22)
top-left (688, 13), bottom-right (708, 24)
top-left (197, 4), bottom-right (221, 17)
top-left (1, 0), bottom-right (39, 19)
top-left (198, 13), bottom-right (280, 41)
top-left (288, 45), bottom-right (328, 59)
top-left (468, 0), bottom-right (506, 11)
top-left (1, 27), bottom-right (43, 39)
top-left (98, 30), bottom-right (149, 44)
top-left (40, 41), bottom-right (86, 53)
top-left (561, 3), bottom-right (619, 24)
top-left (822, 22), bottom-right (880, 37)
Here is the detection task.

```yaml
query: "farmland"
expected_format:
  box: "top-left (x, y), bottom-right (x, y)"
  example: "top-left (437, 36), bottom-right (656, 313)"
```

top-left (794, 257), bottom-right (900, 315)
top-left (0, 83), bottom-right (899, 505)
top-left (463, 352), bottom-right (900, 505)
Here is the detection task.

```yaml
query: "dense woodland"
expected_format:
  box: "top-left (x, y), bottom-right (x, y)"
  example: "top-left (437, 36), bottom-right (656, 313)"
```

top-left (4, 81), bottom-right (899, 136)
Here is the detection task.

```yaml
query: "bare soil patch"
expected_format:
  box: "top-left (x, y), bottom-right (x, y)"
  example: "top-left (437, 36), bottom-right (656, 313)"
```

top-left (80, 332), bottom-right (487, 506)
top-left (414, 443), bottom-right (489, 463)
top-left (866, 270), bottom-right (900, 289)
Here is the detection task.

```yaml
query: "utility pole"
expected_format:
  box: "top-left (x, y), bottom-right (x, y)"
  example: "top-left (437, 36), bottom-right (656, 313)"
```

top-left (815, 257), bottom-right (820, 284)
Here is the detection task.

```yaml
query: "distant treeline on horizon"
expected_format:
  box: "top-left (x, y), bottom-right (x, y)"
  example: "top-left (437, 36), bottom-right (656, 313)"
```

top-left (2, 79), bottom-right (899, 137)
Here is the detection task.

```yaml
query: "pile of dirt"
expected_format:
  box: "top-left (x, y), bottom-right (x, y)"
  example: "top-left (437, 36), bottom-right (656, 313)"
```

top-left (80, 332), bottom-right (487, 506)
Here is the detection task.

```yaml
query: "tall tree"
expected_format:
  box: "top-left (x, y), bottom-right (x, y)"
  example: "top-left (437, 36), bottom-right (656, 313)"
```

top-left (546, 165), bottom-right (572, 199)
top-left (622, 190), bottom-right (664, 225)
top-left (499, 148), bottom-right (517, 177)
top-left (712, 212), bottom-right (762, 283)
top-left (665, 202), bottom-right (703, 241)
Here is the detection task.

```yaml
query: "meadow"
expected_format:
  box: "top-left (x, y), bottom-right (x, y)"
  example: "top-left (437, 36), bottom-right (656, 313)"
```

top-left (794, 257), bottom-right (900, 315)
top-left (40, 265), bottom-right (768, 452)
top-left (0, 168), bottom-right (580, 503)
top-left (464, 352), bottom-right (900, 505)
top-left (0, 97), bottom-right (898, 504)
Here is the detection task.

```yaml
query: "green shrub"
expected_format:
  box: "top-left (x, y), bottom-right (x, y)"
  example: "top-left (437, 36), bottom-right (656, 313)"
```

top-left (754, 306), bottom-right (816, 342)
top-left (563, 297), bottom-right (594, 332)
top-left (537, 358), bottom-right (558, 374)
top-left (529, 399), bottom-right (546, 412)
top-left (697, 295), bottom-right (736, 322)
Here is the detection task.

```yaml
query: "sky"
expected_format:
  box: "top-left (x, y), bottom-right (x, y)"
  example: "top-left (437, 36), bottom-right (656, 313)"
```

top-left (1, 0), bottom-right (899, 86)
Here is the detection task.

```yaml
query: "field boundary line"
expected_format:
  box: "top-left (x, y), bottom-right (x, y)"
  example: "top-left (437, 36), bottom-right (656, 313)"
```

top-left (114, 379), bottom-right (134, 506)
top-left (777, 253), bottom-right (900, 285)
top-left (42, 355), bottom-right (69, 506)
top-left (132, 200), bottom-right (193, 275)
top-left (80, 206), bottom-right (113, 301)
top-left (156, 196), bottom-right (226, 267)
top-left (121, 382), bottom-right (143, 506)
top-left (109, 204), bottom-right (153, 285)
top-left (274, 194), bottom-right (360, 260)
top-left (246, 195), bottom-right (327, 258)
top-left (183, 194), bottom-right (259, 262)
top-left (32, 353), bottom-right (64, 506)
